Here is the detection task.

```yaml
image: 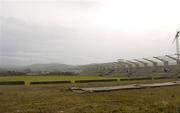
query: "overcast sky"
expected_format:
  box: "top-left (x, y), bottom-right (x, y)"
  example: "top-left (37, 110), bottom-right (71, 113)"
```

top-left (0, 0), bottom-right (180, 66)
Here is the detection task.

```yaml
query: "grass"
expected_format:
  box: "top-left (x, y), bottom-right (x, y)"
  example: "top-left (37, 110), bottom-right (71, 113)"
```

top-left (1, 78), bottom-right (180, 113)
top-left (0, 75), bottom-right (120, 85)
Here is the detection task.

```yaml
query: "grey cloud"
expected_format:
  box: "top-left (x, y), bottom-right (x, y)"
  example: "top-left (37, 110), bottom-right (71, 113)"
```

top-left (0, 17), bottom-right (82, 65)
top-left (0, 16), bottom-right (177, 66)
top-left (0, 17), bottom-right (113, 66)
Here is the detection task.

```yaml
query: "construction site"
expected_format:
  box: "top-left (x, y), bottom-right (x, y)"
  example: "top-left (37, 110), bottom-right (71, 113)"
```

top-left (1, 31), bottom-right (180, 113)
top-left (81, 54), bottom-right (180, 78)
top-left (81, 31), bottom-right (180, 79)
top-left (1, 0), bottom-right (180, 112)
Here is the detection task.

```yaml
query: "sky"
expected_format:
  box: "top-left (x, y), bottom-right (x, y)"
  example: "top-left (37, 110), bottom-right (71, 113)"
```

top-left (0, 0), bottom-right (180, 66)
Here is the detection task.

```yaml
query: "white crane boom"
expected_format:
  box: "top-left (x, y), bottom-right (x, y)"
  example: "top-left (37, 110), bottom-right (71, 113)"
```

top-left (173, 31), bottom-right (180, 58)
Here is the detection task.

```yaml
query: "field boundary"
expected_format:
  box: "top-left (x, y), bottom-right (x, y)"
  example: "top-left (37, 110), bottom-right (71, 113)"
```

top-left (30, 80), bottom-right (71, 85)
top-left (0, 81), bottom-right (25, 85)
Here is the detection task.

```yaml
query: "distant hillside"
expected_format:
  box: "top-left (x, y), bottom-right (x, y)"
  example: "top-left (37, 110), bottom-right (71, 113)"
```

top-left (26, 63), bottom-right (81, 73)
top-left (0, 63), bottom-right (81, 73)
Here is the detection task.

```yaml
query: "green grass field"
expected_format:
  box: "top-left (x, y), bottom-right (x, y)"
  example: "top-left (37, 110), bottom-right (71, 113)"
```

top-left (0, 75), bottom-right (120, 85)
top-left (1, 78), bottom-right (180, 113)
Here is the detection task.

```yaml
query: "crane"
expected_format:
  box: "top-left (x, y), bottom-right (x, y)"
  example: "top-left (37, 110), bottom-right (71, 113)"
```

top-left (172, 31), bottom-right (180, 58)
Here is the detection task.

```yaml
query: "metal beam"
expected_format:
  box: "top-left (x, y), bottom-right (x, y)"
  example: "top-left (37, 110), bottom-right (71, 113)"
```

top-left (143, 58), bottom-right (158, 67)
top-left (127, 60), bottom-right (140, 68)
top-left (134, 59), bottom-right (148, 67)
top-left (166, 55), bottom-right (180, 66)
top-left (118, 60), bottom-right (132, 73)
top-left (153, 57), bottom-right (170, 72)
top-left (153, 57), bottom-right (168, 66)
